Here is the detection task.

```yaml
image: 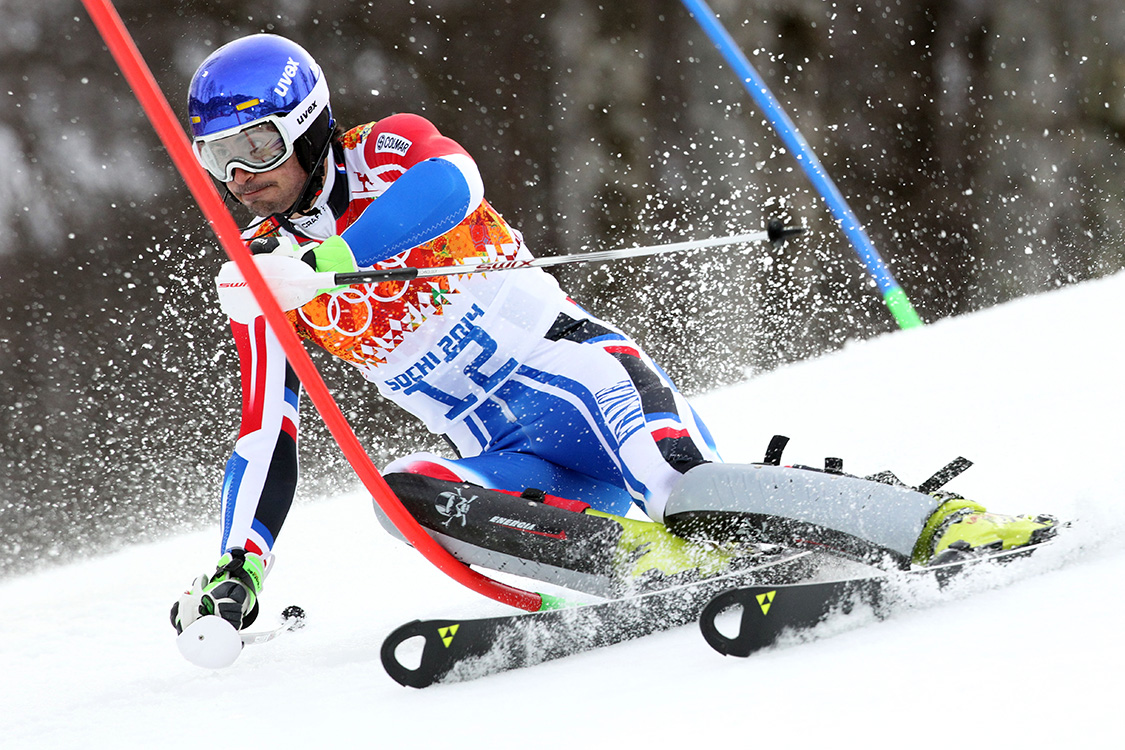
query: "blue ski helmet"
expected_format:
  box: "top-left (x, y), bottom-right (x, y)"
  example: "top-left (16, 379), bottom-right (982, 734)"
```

top-left (188, 34), bottom-right (333, 182)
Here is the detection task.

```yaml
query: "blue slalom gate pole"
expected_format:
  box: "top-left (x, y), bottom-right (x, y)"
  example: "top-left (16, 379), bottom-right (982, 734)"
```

top-left (679, 0), bottom-right (923, 329)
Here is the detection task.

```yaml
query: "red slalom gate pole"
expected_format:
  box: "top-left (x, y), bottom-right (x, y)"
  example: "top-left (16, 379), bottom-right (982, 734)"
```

top-left (80, 0), bottom-right (544, 611)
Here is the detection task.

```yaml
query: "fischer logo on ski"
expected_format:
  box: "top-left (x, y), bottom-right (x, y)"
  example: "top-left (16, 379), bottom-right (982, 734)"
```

top-left (439, 624), bottom-right (460, 648)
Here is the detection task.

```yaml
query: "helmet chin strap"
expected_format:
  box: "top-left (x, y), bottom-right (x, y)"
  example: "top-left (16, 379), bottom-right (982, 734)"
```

top-left (237, 127), bottom-right (335, 234)
top-left (274, 128), bottom-right (335, 219)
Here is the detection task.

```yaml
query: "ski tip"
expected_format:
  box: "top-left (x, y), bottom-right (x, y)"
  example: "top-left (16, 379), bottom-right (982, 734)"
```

top-left (177, 615), bottom-right (243, 669)
top-left (381, 619), bottom-right (445, 689)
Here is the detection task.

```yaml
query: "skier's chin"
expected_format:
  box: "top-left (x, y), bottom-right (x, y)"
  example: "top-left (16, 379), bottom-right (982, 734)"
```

top-left (230, 181), bottom-right (293, 217)
top-left (237, 193), bottom-right (284, 217)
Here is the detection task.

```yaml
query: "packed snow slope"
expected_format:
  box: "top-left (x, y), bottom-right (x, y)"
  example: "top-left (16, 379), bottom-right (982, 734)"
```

top-left (2, 274), bottom-right (1123, 748)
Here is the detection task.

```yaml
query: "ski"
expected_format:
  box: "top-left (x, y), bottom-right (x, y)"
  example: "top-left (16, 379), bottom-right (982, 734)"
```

top-left (380, 549), bottom-right (816, 688)
top-left (698, 542), bottom-right (1053, 657)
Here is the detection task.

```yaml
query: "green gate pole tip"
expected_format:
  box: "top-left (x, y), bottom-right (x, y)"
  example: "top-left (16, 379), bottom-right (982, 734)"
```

top-left (885, 288), bottom-right (924, 329)
top-left (536, 593), bottom-right (573, 611)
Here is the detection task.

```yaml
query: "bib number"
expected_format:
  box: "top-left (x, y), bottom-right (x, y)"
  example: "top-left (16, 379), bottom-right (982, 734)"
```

top-left (403, 323), bottom-right (518, 421)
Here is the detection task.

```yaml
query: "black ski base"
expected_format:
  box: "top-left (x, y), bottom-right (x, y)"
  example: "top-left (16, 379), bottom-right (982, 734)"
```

top-left (381, 550), bottom-right (814, 688)
top-left (698, 542), bottom-right (1050, 657)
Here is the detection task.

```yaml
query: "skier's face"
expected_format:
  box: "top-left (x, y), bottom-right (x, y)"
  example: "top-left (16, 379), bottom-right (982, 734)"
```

top-left (225, 154), bottom-right (308, 217)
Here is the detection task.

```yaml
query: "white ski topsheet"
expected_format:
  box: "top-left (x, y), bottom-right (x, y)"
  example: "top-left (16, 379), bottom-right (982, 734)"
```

top-left (2, 274), bottom-right (1124, 747)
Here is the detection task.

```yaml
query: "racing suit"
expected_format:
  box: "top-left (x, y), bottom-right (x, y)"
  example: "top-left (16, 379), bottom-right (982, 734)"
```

top-left (217, 113), bottom-right (720, 559)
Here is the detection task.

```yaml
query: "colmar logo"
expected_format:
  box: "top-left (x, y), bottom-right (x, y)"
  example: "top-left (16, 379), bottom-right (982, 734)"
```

top-left (274, 57), bottom-right (301, 96)
top-left (374, 132), bottom-right (412, 157)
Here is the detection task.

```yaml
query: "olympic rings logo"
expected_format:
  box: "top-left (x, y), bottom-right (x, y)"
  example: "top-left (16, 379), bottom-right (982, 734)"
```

top-left (298, 248), bottom-right (417, 336)
top-left (366, 248), bottom-right (414, 303)
top-left (299, 286), bottom-right (375, 336)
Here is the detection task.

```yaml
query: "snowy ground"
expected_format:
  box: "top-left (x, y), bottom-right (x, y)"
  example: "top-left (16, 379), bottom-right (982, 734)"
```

top-left (2, 274), bottom-right (1123, 747)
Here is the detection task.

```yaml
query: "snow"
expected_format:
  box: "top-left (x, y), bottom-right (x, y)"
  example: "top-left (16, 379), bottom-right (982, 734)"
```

top-left (2, 274), bottom-right (1123, 747)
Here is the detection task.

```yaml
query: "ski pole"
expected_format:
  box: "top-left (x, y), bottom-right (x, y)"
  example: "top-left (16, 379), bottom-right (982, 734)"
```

top-left (240, 605), bottom-right (306, 646)
top-left (216, 224), bottom-right (805, 318)
top-left (335, 223), bottom-right (804, 285)
top-left (679, 0), bottom-right (924, 330)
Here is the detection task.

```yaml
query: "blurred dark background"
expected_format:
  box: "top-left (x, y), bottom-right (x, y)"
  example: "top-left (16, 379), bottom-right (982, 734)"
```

top-left (3, 0), bottom-right (1124, 576)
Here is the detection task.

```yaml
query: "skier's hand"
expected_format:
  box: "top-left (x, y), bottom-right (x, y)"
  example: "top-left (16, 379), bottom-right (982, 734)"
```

top-left (248, 235), bottom-right (357, 277)
top-left (216, 236), bottom-right (358, 321)
top-left (248, 234), bottom-right (316, 265)
top-left (170, 549), bottom-right (266, 634)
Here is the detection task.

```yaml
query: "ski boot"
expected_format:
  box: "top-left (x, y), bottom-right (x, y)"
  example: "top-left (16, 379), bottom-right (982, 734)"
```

top-left (588, 510), bottom-right (739, 589)
top-left (913, 496), bottom-right (1058, 566)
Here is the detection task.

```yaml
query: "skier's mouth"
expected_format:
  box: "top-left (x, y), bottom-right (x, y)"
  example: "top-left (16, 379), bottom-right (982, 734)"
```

top-left (235, 183), bottom-right (273, 199)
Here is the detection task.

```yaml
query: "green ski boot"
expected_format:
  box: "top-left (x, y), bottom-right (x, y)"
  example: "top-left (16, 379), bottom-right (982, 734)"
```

top-left (587, 510), bottom-right (736, 589)
top-left (913, 497), bottom-right (1058, 566)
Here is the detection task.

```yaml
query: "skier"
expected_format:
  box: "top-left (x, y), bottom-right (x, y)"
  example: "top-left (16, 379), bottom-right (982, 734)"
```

top-left (171, 34), bottom-right (1056, 636)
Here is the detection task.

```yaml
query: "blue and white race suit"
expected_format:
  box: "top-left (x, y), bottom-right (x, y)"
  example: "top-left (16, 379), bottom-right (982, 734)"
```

top-left (217, 113), bottom-right (720, 560)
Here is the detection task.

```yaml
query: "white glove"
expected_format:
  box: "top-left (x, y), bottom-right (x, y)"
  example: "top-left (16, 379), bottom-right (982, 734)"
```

top-left (214, 236), bottom-right (357, 323)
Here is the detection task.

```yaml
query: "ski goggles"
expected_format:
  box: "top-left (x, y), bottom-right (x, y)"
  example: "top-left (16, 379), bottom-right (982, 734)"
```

top-left (192, 74), bottom-right (330, 182)
top-left (193, 119), bottom-right (292, 181)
